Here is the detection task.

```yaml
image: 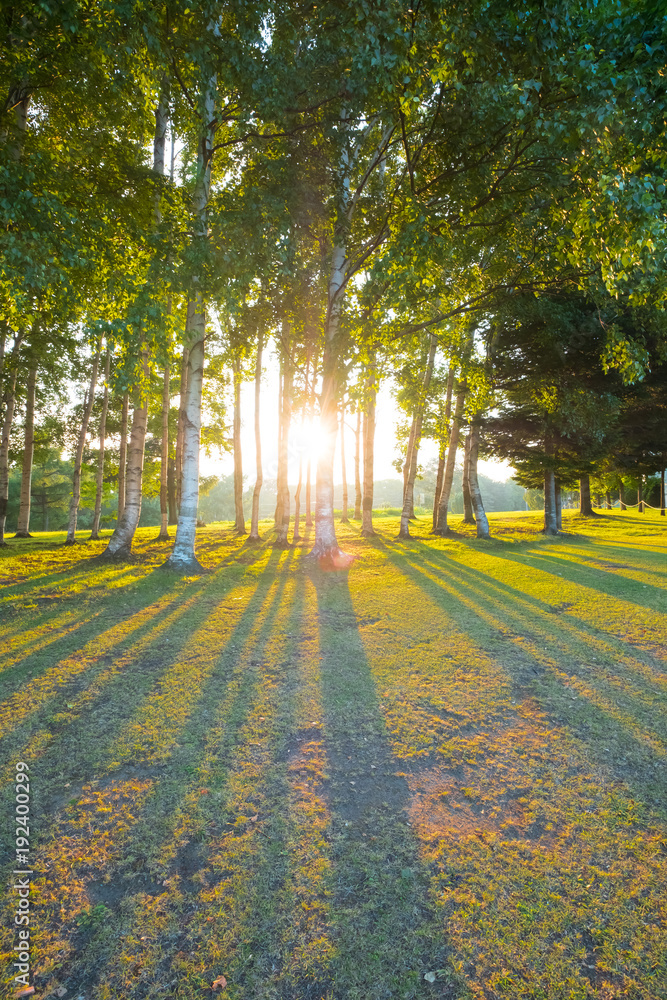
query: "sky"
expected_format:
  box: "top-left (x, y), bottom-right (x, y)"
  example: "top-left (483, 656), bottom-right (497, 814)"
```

top-left (200, 343), bottom-right (515, 487)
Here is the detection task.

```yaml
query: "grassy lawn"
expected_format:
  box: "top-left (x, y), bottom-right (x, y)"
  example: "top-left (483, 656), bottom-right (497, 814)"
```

top-left (1, 509), bottom-right (666, 1000)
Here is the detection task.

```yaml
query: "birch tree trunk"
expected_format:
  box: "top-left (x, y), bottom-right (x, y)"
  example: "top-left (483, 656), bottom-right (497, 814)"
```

top-left (90, 350), bottom-right (110, 540)
top-left (340, 399), bottom-right (349, 521)
top-left (232, 356), bottom-right (246, 534)
top-left (432, 441), bottom-right (446, 531)
top-left (175, 346), bottom-right (189, 513)
top-left (103, 360), bottom-right (149, 558)
top-left (399, 334), bottom-right (437, 539)
top-left (66, 344), bottom-right (101, 544)
top-left (579, 474), bottom-right (593, 516)
top-left (294, 454), bottom-right (303, 541)
top-left (249, 331), bottom-right (263, 541)
top-left (432, 365), bottom-right (454, 530)
top-left (401, 419), bottom-right (417, 516)
top-left (118, 391), bottom-right (129, 520)
top-left (353, 408), bottom-right (362, 519)
top-left (461, 427), bottom-right (475, 524)
top-left (274, 351), bottom-right (292, 546)
top-left (305, 351), bottom-right (318, 528)
top-left (167, 458), bottom-right (177, 524)
top-left (434, 384), bottom-right (466, 535)
top-left (468, 418), bottom-right (490, 539)
top-left (164, 303), bottom-right (206, 572)
top-left (15, 364), bottom-right (37, 537)
top-left (0, 332), bottom-right (22, 545)
top-left (157, 363), bottom-right (170, 540)
top-left (543, 469), bottom-right (558, 535)
top-left (163, 47), bottom-right (216, 573)
top-left (361, 357), bottom-right (377, 538)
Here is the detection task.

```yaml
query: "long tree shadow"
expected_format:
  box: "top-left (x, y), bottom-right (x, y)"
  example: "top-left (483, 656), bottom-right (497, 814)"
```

top-left (378, 538), bottom-right (667, 816)
top-left (312, 569), bottom-right (461, 1000)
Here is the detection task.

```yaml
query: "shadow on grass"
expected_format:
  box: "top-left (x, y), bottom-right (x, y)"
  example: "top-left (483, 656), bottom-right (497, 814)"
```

top-left (376, 535), bottom-right (667, 817)
top-left (312, 569), bottom-right (459, 1000)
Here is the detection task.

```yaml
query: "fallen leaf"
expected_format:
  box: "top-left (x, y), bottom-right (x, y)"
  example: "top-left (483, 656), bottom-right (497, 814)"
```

top-left (14, 989), bottom-right (35, 998)
top-left (55, 989), bottom-right (68, 998)
top-left (424, 971), bottom-right (436, 983)
top-left (250, 814), bottom-right (258, 822)
top-left (212, 975), bottom-right (227, 990)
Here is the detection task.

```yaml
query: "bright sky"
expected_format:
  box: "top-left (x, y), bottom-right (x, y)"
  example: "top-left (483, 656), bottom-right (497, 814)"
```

top-left (201, 344), bottom-right (515, 486)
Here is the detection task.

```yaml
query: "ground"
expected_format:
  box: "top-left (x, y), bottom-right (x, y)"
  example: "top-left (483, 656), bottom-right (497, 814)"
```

top-left (0, 509), bottom-right (666, 1000)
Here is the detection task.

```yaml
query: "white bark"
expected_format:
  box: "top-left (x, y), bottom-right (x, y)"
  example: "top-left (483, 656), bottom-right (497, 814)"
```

top-left (66, 344), bottom-right (101, 543)
top-left (163, 47), bottom-right (215, 571)
top-left (274, 351), bottom-right (292, 546)
top-left (232, 355), bottom-right (246, 533)
top-left (353, 407), bottom-right (362, 519)
top-left (249, 332), bottom-right (263, 540)
top-left (15, 364), bottom-right (37, 537)
top-left (103, 356), bottom-right (149, 558)
top-left (361, 358), bottom-right (377, 538)
top-left (340, 398), bottom-right (349, 521)
top-left (434, 384), bottom-right (465, 535)
top-left (468, 418), bottom-right (490, 539)
top-left (158, 362), bottom-right (170, 540)
top-left (165, 303), bottom-right (206, 572)
top-left (90, 350), bottom-right (110, 540)
top-left (118, 391), bottom-right (129, 520)
top-left (0, 348), bottom-right (20, 545)
top-left (399, 334), bottom-right (437, 539)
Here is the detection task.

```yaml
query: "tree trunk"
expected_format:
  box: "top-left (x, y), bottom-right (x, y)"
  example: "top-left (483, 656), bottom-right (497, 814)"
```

top-left (361, 357), bottom-right (377, 538)
top-left (164, 304), bottom-right (206, 572)
top-left (102, 354), bottom-right (150, 559)
top-left (434, 384), bottom-right (466, 535)
top-left (0, 362), bottom-right (19, 545)
top-left (163, 45), bottom-right (215, 572)
top-left (638, 478), bottom-right (644, 513)
top-left (66, 344), bottom-right (101, 543)
top-left (400, 334), bottom-right (437, 537)
top-left (432, 440), bottom-right (446, 531)
top-left (232, 356), bottom-right (246, 534)
top-left (15, 364), bottom-right (37, 537)
top-left (353, 408), bottom-right (362, 519)
top-left (293, 453), bottom-right (303, 541)
top-left (619, 480), bottom-right (626, 511)
top-left (157, 363), bottom-right (170, 540)
top-left (274, 349), bottom-right (292, 546)
top-left (543, 469), bottom-right (558, 535)
top-left (605, 490), bottom-right (612, 510)
top-left (167, 457), bottom-right (177, 524)
top-left (579, 474), bottom-right (593, 516)
top-left (90, 350), bottom-right (111, 540)
top-left (340, 398), bottom-right (349, 522)
top-left (461, 427), bottom-right (475, 524)
top-left (175, 346), bottom-right (189, 513)
top-left (432, 365), bottom-right (455, 529)
top-left (401, 419), bottom-right (417, 517)
top-left (468, 418), bottom-right (490, 539)
top-left (249, 331), bottom-right (263, 541)
top-left (305, 352), bottom-right (318, 528)
top-left (555, 479), bottom-right (562, 531)
top-left (661, 464), bottom-right (665, 516)
top-left (118, 391), bottom-right (129, 520)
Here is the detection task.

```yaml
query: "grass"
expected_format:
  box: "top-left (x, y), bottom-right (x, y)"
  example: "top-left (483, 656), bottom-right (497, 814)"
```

top-left (0, 509), bottom-right (666, 999)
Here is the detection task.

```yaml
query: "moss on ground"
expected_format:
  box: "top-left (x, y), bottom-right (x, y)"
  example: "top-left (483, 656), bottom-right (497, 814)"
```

top-left (0, 510), bottom-right (666, 999)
